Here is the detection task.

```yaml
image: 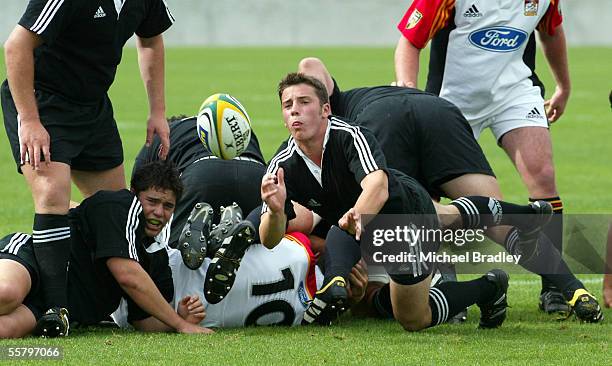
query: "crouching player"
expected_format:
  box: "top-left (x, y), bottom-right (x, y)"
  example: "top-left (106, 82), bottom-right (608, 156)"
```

top-left (0, 161), bottom-right (212, 338)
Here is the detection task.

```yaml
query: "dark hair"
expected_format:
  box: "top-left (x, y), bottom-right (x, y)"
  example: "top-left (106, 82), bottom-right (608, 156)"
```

top-left (167, 114), bottom-right (189, 123)
top-left (131, 160), bottom-right (183, 202)
top-left (278, 72), bottom-right (329, 106)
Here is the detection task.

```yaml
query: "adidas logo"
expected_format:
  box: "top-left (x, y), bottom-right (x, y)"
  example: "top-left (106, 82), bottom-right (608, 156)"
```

top-left (307, 199), bottom-right (322, 207)
top-left (463, 4), bottom-right (483, 17)
top-left (526, 107), bottom-right (545, 119)
top-left (93, 6), bottom-right (106, 19)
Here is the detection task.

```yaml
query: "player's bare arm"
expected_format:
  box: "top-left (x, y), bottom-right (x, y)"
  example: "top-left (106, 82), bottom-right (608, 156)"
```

top-left (4, 25), bottom-right (47, 169)
top-left (339, 170), bottom-right (389, 240)
top-left (107, 257), bottom-right (212, 334)
top-left (260, 168), bottom-right (288, 248)
top-left (297, 57), bottom-right (335, 96)
top-left (538, 25), bottom-right (571, 123)
top-left (394, 37), bottom-right (421, 89)
top-left (137, 34), bottom-right (170, 159)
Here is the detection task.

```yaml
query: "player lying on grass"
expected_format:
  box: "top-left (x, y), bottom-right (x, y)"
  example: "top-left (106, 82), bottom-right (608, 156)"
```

top-left (258, 73), bottom-right (563, 331)
top-left (296, 57), bottom-right (603, 323)
top-left (0, 161), bottom-right (213, 338)
top-left (112, 203), bottom-right (367, 328)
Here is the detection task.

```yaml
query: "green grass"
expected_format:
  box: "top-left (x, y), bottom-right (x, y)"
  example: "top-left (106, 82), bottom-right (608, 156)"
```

top-left (0, 47), bottom-right (611, 364)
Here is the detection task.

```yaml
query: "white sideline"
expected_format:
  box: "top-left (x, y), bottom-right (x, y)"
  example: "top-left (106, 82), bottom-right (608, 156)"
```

top-left (511, 278), bottom-right (603, 286)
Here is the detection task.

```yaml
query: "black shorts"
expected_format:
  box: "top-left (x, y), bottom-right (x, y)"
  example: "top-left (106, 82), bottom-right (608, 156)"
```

top-left (1, 81), bottom-right (123, 174)
top-left (168, 156), bottom-right (266, 247)
top-left (364, 172), bottom-right (440, 285)
top-left (0, 233), bottom-right (45, 318)
top-left (351, 93), bottom-right (494, 198)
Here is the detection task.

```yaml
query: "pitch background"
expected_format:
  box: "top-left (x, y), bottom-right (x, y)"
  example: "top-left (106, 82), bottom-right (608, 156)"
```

top-left (0, 47), bottom-right (610, 364)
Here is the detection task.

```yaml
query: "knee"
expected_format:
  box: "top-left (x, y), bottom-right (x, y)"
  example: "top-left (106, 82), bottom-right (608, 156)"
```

top-left (32, 185), bottom-right (70, 212)
top-left (0, 283), bottom-right (22, 313)
top-left (526, 163), bottom-right (556, 191)
top-left (298, 57), bottom-right (323, 72)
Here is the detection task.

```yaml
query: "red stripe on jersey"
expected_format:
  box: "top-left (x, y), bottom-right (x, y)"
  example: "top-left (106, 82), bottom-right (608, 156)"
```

top-left (284, 232), bottom-right (318, 299)
top-left (537, 0), bottom-right (563, 35)
top-left (397, 0), bottom-right (455, 49)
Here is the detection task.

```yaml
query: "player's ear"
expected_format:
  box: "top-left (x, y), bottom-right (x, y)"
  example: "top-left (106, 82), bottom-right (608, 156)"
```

top-left (321, 102), bottom-right (331, 117)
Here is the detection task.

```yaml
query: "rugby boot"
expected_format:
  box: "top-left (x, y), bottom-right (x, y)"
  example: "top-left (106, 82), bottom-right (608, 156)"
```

top-left (477, 269), bottom-right (510, 329)
top-left (207, 202), bottom-right (244, 255)
top-left (204, 219), bottom-right (255, 304)
top-left (567, 289), bottom-right (604, 323)
top-left (33, 307), bottom-right (70, 338)
top-left (302, 276), bottom-right (349, 326)
top-left (539, 290), bottom-right (570, 315)
top-left (514, 201), bottom-right (554, 261)
top-left (178, 202), bottom-right (213, 269)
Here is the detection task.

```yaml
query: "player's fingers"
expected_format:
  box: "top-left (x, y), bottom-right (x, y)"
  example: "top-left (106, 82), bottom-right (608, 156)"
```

top-left (145, 127), bottom-right (154, 147)
top-left (20, 143), bottom-right (27, 165)
top-left (33, 144), bottom-right (41, 170)
top-left (277, 167), bottom-right (285, 187)
top-left (355, 224), bottom-right (361, 241)
top-left (42, 143), bottom-right (51, 167)
top-left (180, 296), bottom-right (190, 305)
top-left (160, 133), bottom-right (170, 160)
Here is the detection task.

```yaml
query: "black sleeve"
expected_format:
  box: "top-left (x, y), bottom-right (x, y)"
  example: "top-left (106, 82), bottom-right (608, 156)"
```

top-left (329, 78), bottom-right (349, 117)
top-left (336, 121), bottom-right (389, 183)
top-left (19, 0), bottom-right (75, 44)
top-left (86, 196), bottom-right (144, 261)
top-left (127, 249), bottom-right (174, 323)
top-left (136, 0), bottom-right (174, 38)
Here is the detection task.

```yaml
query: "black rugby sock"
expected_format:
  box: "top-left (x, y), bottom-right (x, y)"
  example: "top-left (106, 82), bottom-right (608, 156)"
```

top-left (32, 214), bottom-right (71, 310)
top-left (321, 226), bottom-right (361, 285)
top-left (451, 196), bottom-right (538, 230)
top-left (372, 284), bottom-right (394, 319)
top-left (372, 277), bottom-right (497, 326)
top-left (530, 197), bottom-right (564, 292)
top-left (429, 278), bottom-right (496, 326)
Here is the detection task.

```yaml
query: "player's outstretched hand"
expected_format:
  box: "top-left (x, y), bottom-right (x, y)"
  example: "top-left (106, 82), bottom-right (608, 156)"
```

top-left (176, 321), bottom-right (214, 334)
top-left (347, 259), bottom-right (368, 306)
top-left (178, 295), bottom-right (206, 324)
top-left (261, 168), bottom-right (286, 214)
top-left (19, 118), bottom-right (51, 170)
top-left (544, 86), bottom-right (569, 123)
top-left (339, 207), bottom-right (362, 240)
top-left (146, 114), bottom-right (170, 159)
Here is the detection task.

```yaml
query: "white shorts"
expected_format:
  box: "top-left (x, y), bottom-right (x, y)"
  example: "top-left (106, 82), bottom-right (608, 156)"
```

top-left (470, 101), bottom-right (549, 142)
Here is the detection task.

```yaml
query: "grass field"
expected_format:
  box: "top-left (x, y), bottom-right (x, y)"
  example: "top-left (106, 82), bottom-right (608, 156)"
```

top-left (0, 47), bottom-right (610, 364)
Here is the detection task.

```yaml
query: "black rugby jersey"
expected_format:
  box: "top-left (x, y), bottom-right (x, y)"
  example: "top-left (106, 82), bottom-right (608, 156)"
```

top-left (67, 189), bottom-right (173, 325)
top-left (16, 0), bottom-right (174, 103)
top-left (133, 116), bottom-right (265, 173)
top-left (263, 117), bottom-right (408, 223)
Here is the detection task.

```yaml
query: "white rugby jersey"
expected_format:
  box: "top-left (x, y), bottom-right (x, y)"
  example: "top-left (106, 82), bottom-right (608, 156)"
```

top-left (113, 232), bottom-right (321, 328)
top-left (398, 0), bottom-right (563, 121)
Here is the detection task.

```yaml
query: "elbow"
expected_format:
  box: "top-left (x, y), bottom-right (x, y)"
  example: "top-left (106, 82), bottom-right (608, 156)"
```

top-left (298, 57), bottom-right (323, 72)
top-left (114, 270), bottom-right (140, 291)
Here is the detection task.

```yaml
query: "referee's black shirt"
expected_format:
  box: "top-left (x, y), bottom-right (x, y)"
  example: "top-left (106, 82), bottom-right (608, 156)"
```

top-left (16, 0), bottom-right (174, 104)
top-left (263, 116), bottom-right (407, 223)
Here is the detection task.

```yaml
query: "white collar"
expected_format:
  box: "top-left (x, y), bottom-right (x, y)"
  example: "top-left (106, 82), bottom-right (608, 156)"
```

top-left (294, 120), bottom-right (331, 186)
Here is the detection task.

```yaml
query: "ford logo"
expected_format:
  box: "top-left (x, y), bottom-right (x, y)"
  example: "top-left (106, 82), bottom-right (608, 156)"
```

top-left (469, 27), bottom-right (528, 52)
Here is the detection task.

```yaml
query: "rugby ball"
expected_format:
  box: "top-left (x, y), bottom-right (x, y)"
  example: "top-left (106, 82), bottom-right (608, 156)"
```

top-left (196, 93), bottom-right (252, 160)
